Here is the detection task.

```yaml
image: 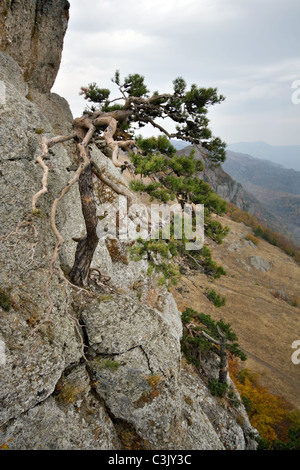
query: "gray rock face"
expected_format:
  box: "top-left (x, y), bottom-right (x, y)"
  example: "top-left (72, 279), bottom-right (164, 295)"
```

top-left (0, 15), bottom-right (258, 449)
top-left (82, 296), bottom-right (183, 449)
top-left (249, 255), bottom-right (273, 272)
top-left (204, 165), bottom-right (247, 210)
top-left (0, 367), bottom-right (121, 450)
top-left (0, 0), bottom-right (70, 93)
top-left (0, 49), bottom-right (85, 441)
top-left (180, 367), bottom-right (258, 450)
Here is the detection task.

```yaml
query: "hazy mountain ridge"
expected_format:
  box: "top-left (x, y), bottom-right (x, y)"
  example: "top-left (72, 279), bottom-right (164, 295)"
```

top-left (227, 141), bottom-right (300, 171)
top-left (174, 143), bottom-right (294, 241)
top-left (223, 150), bottom-right (300, 244)
top-left (172, 139), bottom-right (300, 245)
top-left (223, 150), bottom-right (300, 195)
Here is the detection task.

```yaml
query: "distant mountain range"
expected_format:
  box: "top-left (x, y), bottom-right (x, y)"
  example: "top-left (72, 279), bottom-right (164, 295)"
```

top-left (175, 144), bottom-right (293, 239)
top-left (223, 150), bottom-right (300, 244)
top-left (227, 142), bottom-right (300, 171)
top-left (223, 150), bottom-right (300, 195)
top-left (172, 140), bottom-right (300, 245)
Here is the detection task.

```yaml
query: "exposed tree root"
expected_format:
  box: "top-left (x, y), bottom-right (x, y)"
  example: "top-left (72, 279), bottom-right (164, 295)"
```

top-left (32, 133), bottom-right (77, 213)
top-left (30, 109), bottom-right (137, 334)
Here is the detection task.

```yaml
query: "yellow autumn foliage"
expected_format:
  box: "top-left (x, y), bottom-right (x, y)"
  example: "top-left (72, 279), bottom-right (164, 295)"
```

top-left (228, 357), bottom-right (288, 443)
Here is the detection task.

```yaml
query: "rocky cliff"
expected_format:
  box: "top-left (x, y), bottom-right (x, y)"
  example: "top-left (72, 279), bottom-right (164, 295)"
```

top-left (0, 0), bottom-right (70, 93)
top-left (0, 2), bottom-right (258, 450)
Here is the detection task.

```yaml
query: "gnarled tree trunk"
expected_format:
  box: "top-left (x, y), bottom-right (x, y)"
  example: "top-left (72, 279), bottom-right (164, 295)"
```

top-left (202, 326), bottom-right (228, 383)
top-left (218, 334), bottom-right (228, 384)
top-left (69, 156), bottom-right (99, 287)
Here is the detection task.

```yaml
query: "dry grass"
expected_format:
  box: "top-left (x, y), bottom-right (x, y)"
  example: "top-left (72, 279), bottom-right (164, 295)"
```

top-left (171, 215), bottom-right (300, 410)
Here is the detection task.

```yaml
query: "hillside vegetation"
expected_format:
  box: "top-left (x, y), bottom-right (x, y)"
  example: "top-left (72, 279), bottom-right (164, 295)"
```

top-left (226, 202), bottom-right (300, 263)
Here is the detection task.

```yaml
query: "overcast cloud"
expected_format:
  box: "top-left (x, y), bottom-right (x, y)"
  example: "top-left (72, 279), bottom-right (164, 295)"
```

top-left (52, 0), bottom-right (300, 146)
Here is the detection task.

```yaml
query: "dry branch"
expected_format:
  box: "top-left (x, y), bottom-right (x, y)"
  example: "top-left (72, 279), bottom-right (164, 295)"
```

top-left (91, 160), bottom-right (133, 207)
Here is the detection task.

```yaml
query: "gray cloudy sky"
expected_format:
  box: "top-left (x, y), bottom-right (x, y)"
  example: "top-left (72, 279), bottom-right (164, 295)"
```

top-left (52, 0), bottom-right (300, 146)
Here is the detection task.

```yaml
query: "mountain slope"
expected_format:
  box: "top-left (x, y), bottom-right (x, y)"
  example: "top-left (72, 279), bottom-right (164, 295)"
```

top-left (223, 150), bottom-right (300, 244)
top-left (171, 214), bottom-right (300, 410)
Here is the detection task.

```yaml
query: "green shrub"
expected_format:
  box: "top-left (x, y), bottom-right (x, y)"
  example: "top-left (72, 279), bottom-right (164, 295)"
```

top-left (208, 378), bottom-right (228, 397)
top-left (180, 308), bottom-right (246, 368)
top-left (186, 245), bottom-right (226, 278)
top-left (129, 136), bottom-right (228, 286)
top-left (130, 237), bottom-right (181, 287)
top-left (205, 288), bottom-right (226, 307)
top-left (181, 333), bottom-right (213, 368)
